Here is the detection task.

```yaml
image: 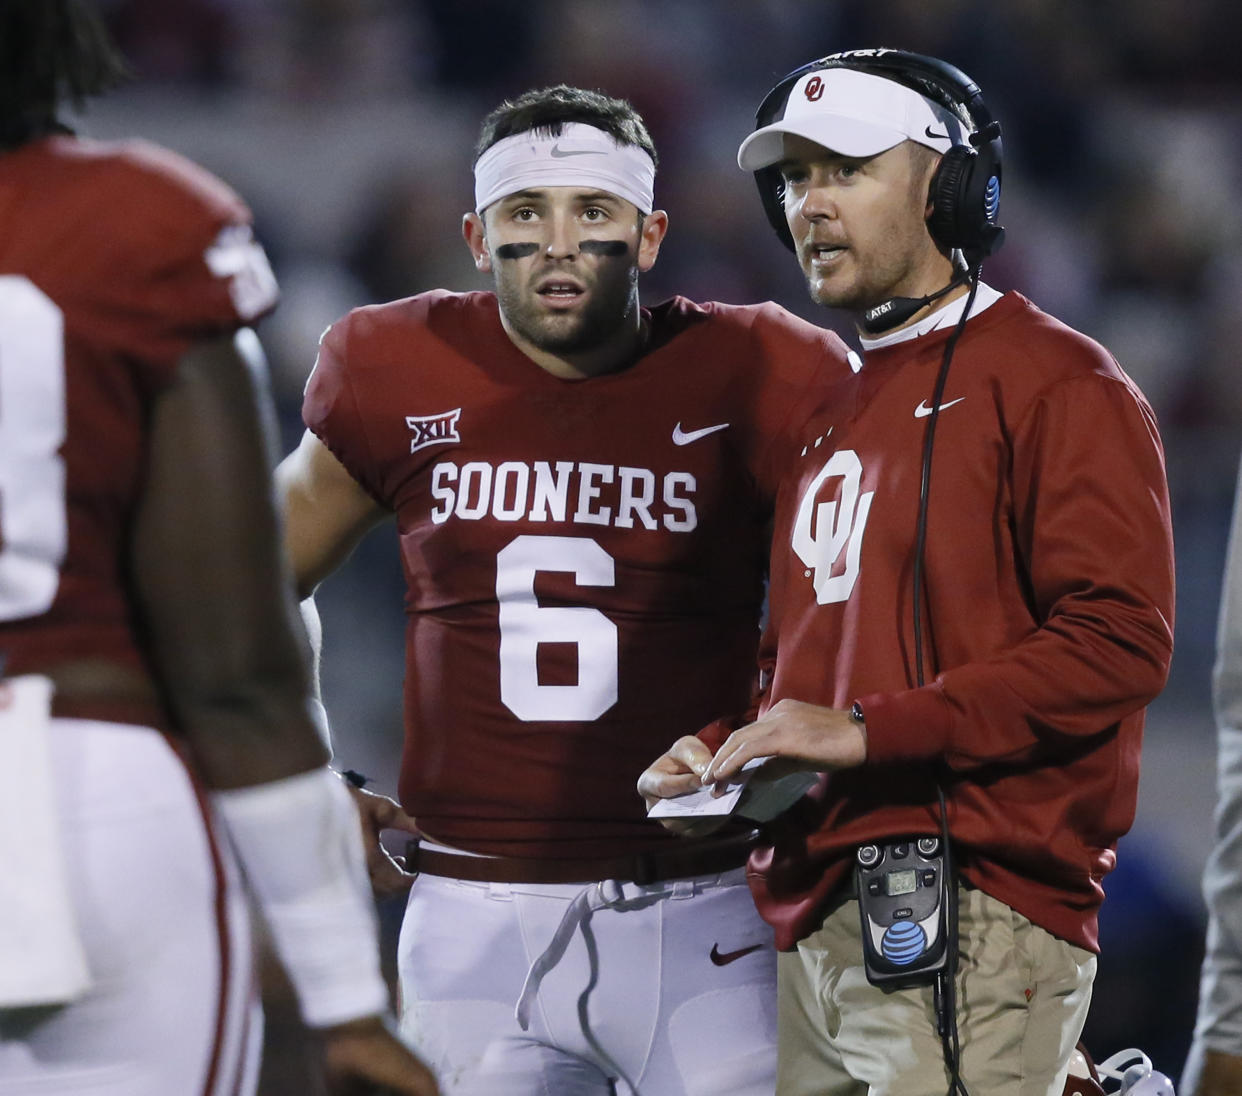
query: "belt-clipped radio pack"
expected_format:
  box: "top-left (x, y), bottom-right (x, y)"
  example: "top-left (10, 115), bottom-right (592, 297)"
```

top-left (856, 836), bottom-right (951, 986)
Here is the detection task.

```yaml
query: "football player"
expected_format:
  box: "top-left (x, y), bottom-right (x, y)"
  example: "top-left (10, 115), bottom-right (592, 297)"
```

top-left (0, 3), bottom-right (437, 1093)
top-left (277, 84), bottom-right (851, 1093)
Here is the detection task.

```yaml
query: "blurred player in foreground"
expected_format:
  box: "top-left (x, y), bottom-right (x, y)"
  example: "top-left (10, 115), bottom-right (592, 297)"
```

top-left (277, 84), bottom-right (850, 1093)
top-left (0, 2), bottom-right (436, 1092)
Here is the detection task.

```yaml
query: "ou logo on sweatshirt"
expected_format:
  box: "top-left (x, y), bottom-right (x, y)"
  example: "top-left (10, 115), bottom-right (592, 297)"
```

top-left (791, 450), bottom-right (873, 605)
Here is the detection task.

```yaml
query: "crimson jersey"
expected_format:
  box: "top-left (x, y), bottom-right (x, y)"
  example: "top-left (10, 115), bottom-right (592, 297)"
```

top-left (739, 292), bottom-right (1175, 952)
top-left (0, 135), bottom-right (278, 696)
top-left (305, 290), bottom-right (847, 858)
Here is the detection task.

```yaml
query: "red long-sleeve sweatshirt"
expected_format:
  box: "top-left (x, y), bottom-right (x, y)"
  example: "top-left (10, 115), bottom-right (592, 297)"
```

top-left (731, 291), bottom-right (1175, 953)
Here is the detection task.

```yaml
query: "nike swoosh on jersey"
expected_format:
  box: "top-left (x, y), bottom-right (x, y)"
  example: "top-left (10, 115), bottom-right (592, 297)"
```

top-left (672, 422), bottom-right (730, 445)
top-left (550, 144), bottom-right (597, 158)
top-left (914, 397), bottom-right (966, 418)
top-left (710, 942), bottom-right (763, 966)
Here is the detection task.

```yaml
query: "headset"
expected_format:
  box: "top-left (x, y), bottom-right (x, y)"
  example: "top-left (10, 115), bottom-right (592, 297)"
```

top-left (749, 48), bottom-right (1005, 268)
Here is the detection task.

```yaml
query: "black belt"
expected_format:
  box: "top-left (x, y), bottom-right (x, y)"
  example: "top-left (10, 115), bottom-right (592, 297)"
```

top-left (406, 832), bottom-right (756, 886)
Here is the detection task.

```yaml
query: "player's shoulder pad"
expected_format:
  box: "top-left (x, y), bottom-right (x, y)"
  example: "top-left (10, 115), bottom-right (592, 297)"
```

top-left (74, 136), bottom-right (250, 229)
top-left (683, 297), bottom-right (835, 339)
top-left (316, 289), bottom-right (496, 378)
top-left (53, 136), bottom-right (274, 319)
top-left (648, 296), bottom-right (851, 369)
top-left (720, 298), bottom-right (852, 363)
top-left (324, 288), bottom-right (484, 343)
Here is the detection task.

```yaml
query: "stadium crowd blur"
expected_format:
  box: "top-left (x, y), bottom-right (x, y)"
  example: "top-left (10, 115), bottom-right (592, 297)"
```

top-left (83, 0), bottom-right (1242, 1082)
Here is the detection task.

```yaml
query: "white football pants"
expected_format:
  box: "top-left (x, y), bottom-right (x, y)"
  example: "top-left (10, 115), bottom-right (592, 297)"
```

top-left (0, 718), bottom-right (260, 1096)
top-left (398, 866), bottom-right (778, 1095)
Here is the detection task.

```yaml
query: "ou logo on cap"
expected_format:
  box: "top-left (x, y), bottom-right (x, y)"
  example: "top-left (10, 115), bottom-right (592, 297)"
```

top-left (804, 75), bottom-right (825, 102)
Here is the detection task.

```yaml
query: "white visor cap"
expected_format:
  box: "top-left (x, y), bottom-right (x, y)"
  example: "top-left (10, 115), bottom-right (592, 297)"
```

top-left (737, 67), bottom-right (968, 171)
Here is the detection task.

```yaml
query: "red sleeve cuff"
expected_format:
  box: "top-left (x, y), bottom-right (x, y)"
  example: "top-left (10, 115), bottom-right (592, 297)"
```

top-left (696, 717), bottom-right (734, 753)
top-left (855, 684), bottom-right (953, 765)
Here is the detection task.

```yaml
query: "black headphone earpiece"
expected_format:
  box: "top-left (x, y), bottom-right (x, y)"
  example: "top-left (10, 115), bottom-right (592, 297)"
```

top-left (750, 48), bottom-right (1004, 267)
top-left (925, 113), bottom-right (1003, 260)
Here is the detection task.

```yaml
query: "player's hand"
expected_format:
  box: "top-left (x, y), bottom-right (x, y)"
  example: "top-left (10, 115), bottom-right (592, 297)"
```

top-left (637, 736), bottom-right (729, 836)
top-left (703, 699), bottom-right (866, 787)
top-left (1186, 1048), bottom-right (1242, 1096)
top-left (341, 782), bottom-right (421, 898)
top-left (317, 1015), bottom-right (439, 1095)
top-left (638, 735), bottom-right (713, 807)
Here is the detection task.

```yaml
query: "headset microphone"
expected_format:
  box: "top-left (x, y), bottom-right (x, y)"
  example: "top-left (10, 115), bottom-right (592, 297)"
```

top-left (860, 271), bottom-right (970, 335)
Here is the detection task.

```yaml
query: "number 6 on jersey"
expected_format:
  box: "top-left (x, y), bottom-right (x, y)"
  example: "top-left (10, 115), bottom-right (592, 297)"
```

top-left (496, 534), bottom-right (619, 721)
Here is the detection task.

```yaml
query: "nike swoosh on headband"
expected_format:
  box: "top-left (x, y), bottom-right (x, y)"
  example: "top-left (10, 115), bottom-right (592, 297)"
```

top-left (549, 144), bottom-right (599, 158)
top-left (924, 126), bottom-right (950, 141)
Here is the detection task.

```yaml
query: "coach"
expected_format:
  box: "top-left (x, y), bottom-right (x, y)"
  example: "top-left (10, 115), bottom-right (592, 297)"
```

top-left (642, 49), bottom-right (1175, 1096)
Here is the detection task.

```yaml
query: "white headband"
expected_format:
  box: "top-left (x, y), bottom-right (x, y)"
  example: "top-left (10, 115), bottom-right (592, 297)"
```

top-left (474, 122), bottom-right (656, 215)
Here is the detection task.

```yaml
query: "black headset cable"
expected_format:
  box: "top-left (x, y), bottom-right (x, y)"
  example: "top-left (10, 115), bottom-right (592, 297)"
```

top-left (912, 270), bottom-right (981, 1096)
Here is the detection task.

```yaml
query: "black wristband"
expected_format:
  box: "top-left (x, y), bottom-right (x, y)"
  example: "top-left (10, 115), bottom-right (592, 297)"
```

top-left (339, 768), bottom-right (370, 789)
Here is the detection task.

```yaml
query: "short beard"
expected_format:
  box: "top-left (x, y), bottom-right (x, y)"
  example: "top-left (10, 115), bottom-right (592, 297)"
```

top-left (496, 263), bottom-right (640, 355)
top-left (805, 276), bottom-right (857, 312)
top-left (801, 256), bottom-right (869, 313)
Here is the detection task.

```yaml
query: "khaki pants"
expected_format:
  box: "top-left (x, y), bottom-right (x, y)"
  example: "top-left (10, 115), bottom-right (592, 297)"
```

top-left (777, 886), bottom-right (1096, 1096)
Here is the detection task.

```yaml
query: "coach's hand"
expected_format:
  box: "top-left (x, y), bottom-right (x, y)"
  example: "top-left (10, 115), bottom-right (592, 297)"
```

top-left (702, 699), bottom-right (866, 787)
top-left (341, 782), bottom-right (421, 898)
top-left (637, 736), bottom-right (729, 836)
top-left (318, 1015), bottom-right (439, 1095)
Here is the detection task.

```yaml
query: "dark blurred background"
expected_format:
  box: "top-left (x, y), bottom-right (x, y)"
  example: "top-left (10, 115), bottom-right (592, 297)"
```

top-left (78, 0), bottom-right (1242, 1089)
